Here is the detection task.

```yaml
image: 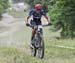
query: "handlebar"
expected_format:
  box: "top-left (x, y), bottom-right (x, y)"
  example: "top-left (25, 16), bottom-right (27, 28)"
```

top-left (26, 24), bottom-right (52, 27)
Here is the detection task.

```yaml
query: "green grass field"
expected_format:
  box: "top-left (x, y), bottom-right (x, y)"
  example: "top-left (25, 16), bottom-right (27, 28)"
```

top-left (0, 25), bottom-right (75, 63)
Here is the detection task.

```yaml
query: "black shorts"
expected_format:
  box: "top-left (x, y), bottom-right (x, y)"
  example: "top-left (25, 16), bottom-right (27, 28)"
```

top-left (30, 18), bottom-right (42, 25)
top-left (30, 19), bottom-right (42, 29)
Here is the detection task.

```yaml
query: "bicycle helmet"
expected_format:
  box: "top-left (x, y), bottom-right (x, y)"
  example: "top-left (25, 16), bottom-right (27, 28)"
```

top-left (35, 4), bottom-right (42, 10)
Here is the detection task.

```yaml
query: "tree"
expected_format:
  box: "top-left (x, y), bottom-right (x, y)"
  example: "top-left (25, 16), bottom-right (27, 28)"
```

top-left (49, 0), bottom-right (75, 38)
top-left (0, 0), bottom-right (9, 17)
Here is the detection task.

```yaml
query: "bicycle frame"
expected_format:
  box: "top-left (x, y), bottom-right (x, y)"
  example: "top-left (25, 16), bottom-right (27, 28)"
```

top-left (34, 27), bottom-right (43, 48)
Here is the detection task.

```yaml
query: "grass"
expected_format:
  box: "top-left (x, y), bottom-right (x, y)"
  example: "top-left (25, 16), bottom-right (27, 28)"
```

top-left (0, 26), bottom-right (75, 63)
top-left (0, 39), bottom-right (75, 63)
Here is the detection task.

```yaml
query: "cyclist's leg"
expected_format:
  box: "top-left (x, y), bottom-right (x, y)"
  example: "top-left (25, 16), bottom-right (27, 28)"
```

top-left (30, 26), bottom-right (37, 47)
top-left (31, 27), bottom-right (37, 40)
top-left (30, 19), bottom-right (37, 40)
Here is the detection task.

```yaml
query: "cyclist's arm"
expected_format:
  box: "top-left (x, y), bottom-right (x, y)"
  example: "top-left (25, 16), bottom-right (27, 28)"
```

top-left (26, 9), bottom-right (34, 23)
top-left (42, 10), bottom-right (50, 23)
top-left (26, 16), bottom-right (30, 23)
top-left (44, 16), bottom-right (50, 23)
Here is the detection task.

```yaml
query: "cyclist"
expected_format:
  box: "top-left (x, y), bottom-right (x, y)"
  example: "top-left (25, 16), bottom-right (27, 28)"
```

top-left (26, 4), bottom-right (51, 46)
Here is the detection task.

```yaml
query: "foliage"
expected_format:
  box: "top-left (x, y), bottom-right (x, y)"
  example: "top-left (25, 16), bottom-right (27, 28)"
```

top-left (0, 0), bottom-right (9, 16)
top-left (49, 0), bottom-right (75, 38)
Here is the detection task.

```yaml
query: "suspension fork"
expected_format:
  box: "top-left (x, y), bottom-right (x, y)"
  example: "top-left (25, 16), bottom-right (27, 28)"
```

top-left (37, 28), bottom-right (43, 43)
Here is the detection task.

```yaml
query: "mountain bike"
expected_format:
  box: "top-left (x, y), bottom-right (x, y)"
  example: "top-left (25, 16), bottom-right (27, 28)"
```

top-left (31, 25), bottom-right (44, 59)
top-left (27, 23), bottom-right (50, 59)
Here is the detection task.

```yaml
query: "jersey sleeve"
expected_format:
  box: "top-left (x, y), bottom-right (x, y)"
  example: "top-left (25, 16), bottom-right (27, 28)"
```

top-left (29, 9), bottom-right (34, 16)
top-left (41, 9), bottom-right (46, 16)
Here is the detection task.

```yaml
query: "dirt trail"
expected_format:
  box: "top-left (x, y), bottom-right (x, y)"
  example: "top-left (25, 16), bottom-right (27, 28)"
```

top-left (0, 14), bottom-right (27, 47)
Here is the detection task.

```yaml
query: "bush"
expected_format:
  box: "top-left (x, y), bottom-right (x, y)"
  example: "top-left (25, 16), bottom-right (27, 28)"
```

top-left (0, 0), bottom-right (9, 18)
top-left (49, 0), bottom-right (75, 38)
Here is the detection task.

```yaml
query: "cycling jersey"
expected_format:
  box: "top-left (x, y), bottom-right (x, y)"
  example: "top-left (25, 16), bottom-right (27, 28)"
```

top-left (29, 9), bottom-right (46, 25)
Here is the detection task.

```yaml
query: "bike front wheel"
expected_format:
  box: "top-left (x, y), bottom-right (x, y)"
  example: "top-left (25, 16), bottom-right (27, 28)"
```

top-left (31, 47), bottom-right (37, 57)
top-left (37, 39), bottom-right (44, 59)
